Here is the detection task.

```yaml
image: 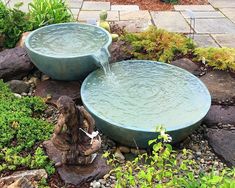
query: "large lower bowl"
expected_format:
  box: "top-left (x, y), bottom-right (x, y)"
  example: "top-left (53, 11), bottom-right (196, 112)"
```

top-left (25, 23), bottom-right (112, 80)
top-left (81, 60), bottom-right (211, 148)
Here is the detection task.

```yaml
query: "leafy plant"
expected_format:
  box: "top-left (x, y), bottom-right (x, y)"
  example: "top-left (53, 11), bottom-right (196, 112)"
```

top-left (104, 126), bottom-right (235, 188)
top-left (194, 47), bottom-right (235, 72)
top-left (121, 26), bottom-right (195, 63)
top-left (0, 80), bottom-right (54, 174)
top-left (28, 0), bottom-right (73, 29)
top-left (0, 2), bottom-right (32, 48)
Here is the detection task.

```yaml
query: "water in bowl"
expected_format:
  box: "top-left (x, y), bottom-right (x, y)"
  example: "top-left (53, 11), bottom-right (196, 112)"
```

top-left (29, 24), bottom-right (108, 57)
top-left (82, 61), bottom-right (211, 131)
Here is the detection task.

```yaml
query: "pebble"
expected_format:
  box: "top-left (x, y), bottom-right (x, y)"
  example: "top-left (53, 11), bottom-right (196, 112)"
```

top-left (92, 181), bottom-right (101, 188)
top-left (41, 74), bottom-right (50, 81)
top-left (119, 146), bottom-right (130, 153)
top-left (114, 148), bottom-right (125, 160)
top-left (196, 151), bottom-right (202, 156)
top-left (13, 93), bottom-right (22, 98)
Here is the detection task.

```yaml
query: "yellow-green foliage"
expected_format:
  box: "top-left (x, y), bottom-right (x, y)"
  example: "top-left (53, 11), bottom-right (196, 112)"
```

top-left (122, 26), bottom-right (195, 63)
top-left (194, 47), bottom-right (235, 71)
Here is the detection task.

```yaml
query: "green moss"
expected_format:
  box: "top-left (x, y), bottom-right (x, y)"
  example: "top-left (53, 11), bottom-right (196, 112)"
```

top-left (0, 80), bottom-right (54, 174)
top-left (121, 26), bottom-right (195, 63)
top-left (194, 47), bottom-right (235, 71)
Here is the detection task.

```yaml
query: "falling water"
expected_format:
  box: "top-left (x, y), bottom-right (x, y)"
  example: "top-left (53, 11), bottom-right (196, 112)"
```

top-left (94, 48), bottom-right (117, 83)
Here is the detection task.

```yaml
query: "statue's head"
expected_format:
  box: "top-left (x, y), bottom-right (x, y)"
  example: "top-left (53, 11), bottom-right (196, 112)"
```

top-left (57, 96), bottom-right (76, 114)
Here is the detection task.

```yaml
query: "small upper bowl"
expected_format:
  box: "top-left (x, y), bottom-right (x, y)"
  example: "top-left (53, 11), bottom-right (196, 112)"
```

top-left (25, 23), bottom-right (112, 80)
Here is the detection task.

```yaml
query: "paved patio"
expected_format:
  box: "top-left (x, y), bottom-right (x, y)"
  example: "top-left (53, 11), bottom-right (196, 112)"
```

top-left (5, 0), bottom-right (235, 48)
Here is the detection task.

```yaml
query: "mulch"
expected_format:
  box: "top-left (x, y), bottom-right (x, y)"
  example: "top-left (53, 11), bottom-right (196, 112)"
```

top-left (89, 0), bottom-right (208, 11)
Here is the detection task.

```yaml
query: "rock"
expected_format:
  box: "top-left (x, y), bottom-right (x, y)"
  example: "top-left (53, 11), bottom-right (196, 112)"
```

top-left (34, 80), bottom-right (81, 105)
top-left (0, 47), bottom-right (34, 81)
top-left (114, 148), bottom-right (125, 160)
top-left (207, 128), bottom-right (235, 166)
top-left (118, 146), bottom-right (130, 153)
top-left (200, 71), bottom-right (235, 103)
top-left (7, 178), bottom-right (34, 188)
top-left (16, 32), bottom-right (31, 48)
top-left (7, 80), bottom-right (30, 94)
top-left (0, 169), bottom-right (47, 186)
top-left (109, 40), bottom-right (133, 63)
top-left (171, 58), bottom-right (201, 76)
top-left (204, 105), bottom-right (235, 127)
top-left (43, 140), bottom-right (111, 186)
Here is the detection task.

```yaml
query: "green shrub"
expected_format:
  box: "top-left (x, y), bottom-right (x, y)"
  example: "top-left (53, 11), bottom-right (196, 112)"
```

top-left (104, 126), bottom-right (235, 188)
top-left (28, 0), bottom-right (73, 29)
top-left (121, 26), bottom-right (195, 63)
top-left (0, 2), bottom-right (32, 48)
top-left (0, 80), bottom-right (54, 174)
top-left (161, 0), bottom-right (178, 4)
top-left (194, 47), bottom-right (235, 72)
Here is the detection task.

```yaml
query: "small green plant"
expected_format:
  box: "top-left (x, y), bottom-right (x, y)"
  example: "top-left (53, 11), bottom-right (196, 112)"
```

top-left (121, 26), bottom-right (195, 63)
top-left (104, 126), bottom-right (235, 188)
top-left (161, 0), bottom-right (178, 4)
top-left (28, 0), bottom-right (73, 29)
top-left (194, 47), bottom-right (235, 72)
top-left (0, 2), bottom-right (32, 48)
top-left (0, 80), bottom-right (54, 174)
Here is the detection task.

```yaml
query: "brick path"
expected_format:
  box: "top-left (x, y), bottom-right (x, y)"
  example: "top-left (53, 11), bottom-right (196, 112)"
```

top-left (4, 0), bottom-right (235, 48)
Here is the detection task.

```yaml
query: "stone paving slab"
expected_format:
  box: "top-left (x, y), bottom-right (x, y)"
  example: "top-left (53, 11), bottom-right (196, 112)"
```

top-left (8, 0), bottom-right (32, 12)
top-left (192, 34), bottom-right (219, 47)
top-left (111, 5), bottom-right (139, 11)
top-left (189, 18), bottom-right (235, 34)
top-left (211, 34), bottom-right (235, 48)
top-left (151, 11), bottom-right (190, 33)
top-left (70, 8), bottom-right (80, 20)
top-left (119, 10), bottom-right (151, 21)
top-left (82, 1), bottom-right (110, 11)
top-left (220, 8), bottom-right (235, 24)
top-left (181, 11), bottom-right (224, 19)
top-left (174, 5), bottom-right (215, 11)
top-left (78, 10), bottom-right (119, 21)
top-left (67, 0), bottom-right (83, 9)
top-left (114, 20), bottom-right (152, 33)
top-left (209, 0), bottom-right (235, 8)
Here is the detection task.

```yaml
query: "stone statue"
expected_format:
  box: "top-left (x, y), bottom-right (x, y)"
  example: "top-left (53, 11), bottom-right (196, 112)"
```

top-left (51, 96), bottom-right (101, 166)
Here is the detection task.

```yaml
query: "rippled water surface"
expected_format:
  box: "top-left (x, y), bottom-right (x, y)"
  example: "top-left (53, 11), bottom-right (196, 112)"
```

top-left (82, 61), bottom-right (211, 131)
top-left (29, 24), bottom-right (108, 56)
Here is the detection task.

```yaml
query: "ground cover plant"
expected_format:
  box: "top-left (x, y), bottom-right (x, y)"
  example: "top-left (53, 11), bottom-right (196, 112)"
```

top-left (119, 26), bottom-right (235, 72)
top-left (0, 80), bottom-right (54, 174)
top-left (194, 47), bottom-right (235, 72)
top-left (104, 127), bottom-right (235, 188)
top-left (121, 26), bottom-right (195, 63)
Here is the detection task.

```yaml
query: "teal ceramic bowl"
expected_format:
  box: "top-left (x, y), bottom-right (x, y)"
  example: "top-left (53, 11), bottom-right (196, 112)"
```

top-left (81, 60), bottom-right (211, 148)
top-left (25, 23), bottom-right (112, 80)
